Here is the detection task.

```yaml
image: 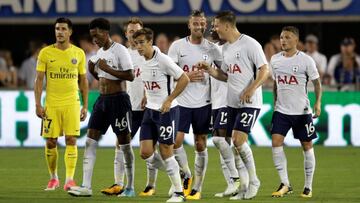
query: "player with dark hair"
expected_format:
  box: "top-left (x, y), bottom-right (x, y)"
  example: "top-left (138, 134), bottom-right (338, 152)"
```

top-left (34, 17), bottom-right (88, 191)
top-left (133, 27), bottom-right (190, 203)
top-left (68, 18), bottom-right (135, 197)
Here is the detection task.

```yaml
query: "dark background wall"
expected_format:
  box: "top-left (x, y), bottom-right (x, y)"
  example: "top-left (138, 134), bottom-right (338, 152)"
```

top-left (0, 21), bottom-right (359, 67)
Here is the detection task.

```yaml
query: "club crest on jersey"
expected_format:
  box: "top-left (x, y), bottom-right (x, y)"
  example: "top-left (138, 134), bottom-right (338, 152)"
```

top-left (235, 52), bottom-right (241, 58)
top-left (203, 54), bottom-right (209, 61)
top-left (292, 65), bottom-right (299, 73)
top-left (71, 58), bottom-right (77, 64)
top-left (151, 69), bottom-right (157, 77)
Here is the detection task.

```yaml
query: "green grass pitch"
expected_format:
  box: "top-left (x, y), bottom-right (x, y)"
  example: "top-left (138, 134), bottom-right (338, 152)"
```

top-left (0, 146), bottom-right (359, 203)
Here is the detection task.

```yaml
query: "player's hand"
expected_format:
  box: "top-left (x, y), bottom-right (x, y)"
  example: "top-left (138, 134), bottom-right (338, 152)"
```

top-left (80, 107), bottom-right (88, 121)
top-left (36, 105), bottom-right (46, 119)
top-left (160, 98), bottom-right (172, 114)
top-left (98, 59), bottom-right (108, 71)
top-left (313, 101), bottom-right (321, 118)
top-left (141, 96), bottom-right (147, 110)
top-left (187, 71), bottom-right (205, 82)
top-left (240, 87), bottom-right (255, 104)
top-left (196, 61), bottom-right (210, 71)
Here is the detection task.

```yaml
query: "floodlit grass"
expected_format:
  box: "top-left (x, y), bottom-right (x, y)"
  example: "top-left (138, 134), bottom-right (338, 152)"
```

top-left (0, 146), bottom-right (359, 203)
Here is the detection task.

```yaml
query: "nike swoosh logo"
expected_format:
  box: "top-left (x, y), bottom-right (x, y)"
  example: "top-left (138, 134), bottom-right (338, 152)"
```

top-left (180, 55), bottom-right (186, 57)
top-left (50, 60), bottom-right (56, 63)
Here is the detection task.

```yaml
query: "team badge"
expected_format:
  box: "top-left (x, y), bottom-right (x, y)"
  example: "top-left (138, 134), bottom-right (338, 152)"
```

top-left (71, 58), bottom-right (77, 64)
top-left (235, 52), bottom-right (241, 58)
top-left (151, 69), bottom-right (157, 77)
top-left (203, 54), bottom-right (209, 61)
top-left (292, 65), bottom-right (299, 73)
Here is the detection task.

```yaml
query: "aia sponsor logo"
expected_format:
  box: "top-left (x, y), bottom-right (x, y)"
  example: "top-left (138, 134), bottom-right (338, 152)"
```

top-left (134, 67), bottom-right (141, 78)
top-left (183, 64), bottom-right (197, 72)
top-left (277, 75), bottom-right (299, 85)
top-left (144, 81), bottom-right (161, 90)
top-left (227, 64), bottom-right (241, 74)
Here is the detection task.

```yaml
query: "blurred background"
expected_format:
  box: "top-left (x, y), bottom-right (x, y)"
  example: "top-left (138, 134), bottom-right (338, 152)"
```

top-left (0, 0), bottom-right (359, 147)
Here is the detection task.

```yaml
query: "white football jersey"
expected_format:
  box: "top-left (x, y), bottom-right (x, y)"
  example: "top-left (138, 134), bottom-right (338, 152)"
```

top-left (270, 51), bottom-right (320, 115)
top-left (140, 48), bottom-right (184, 110)
top-left (222, 34), bottom-right (267, 108)
top-left (126, 48), bottom-right (145, 111)
top-left (90, 42), bottom-right (133, 80)
top-left (168, 37), bottom-right (222, 108)
top-left (211, 43), bottom-right (227, 110)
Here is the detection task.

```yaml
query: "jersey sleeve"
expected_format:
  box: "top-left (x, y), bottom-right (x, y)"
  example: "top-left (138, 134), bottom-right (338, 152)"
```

top-left (78, 49), bottom-right (87, 75)
top-left (117, 44), bottom-right (134, 71)
top-left (211, 44), bottom-right (223, 68)
top-left (269, 55), bottom-right (276, 80)
top-left (36, 48), bottom-right (47, 72)
top-left (167, 41), bottom-right (179, 63)
top-left (162, 54), bottom-right (184, 80)
top-left (249, 40), bottom-right (268, 69)
top-left (306, 56), bottom-right (320, 81)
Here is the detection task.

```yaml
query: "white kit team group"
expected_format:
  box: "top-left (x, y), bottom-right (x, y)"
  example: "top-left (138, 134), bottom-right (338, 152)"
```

top-left (68, 10), bottom-right (322, 202)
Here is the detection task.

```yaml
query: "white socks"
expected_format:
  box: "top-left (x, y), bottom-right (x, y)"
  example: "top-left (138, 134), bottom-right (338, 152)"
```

top-left (145, 151), bottom-right (166, 171)
top-left (236, 142), bottom-right (259, 185)
top-left (234, 147), bottom-right (249, 190)
top-left (120, 144), bottom-right (135, 189)
top-left (213, 136), bottom-right (239, 178)
top-left (146, 161), bottom-right (158, 188)
top-left (82, 137), bottom-right (98, 189)
top-left (174, 146), bottom-right (192, 179)
top-left (303, 148), bottom-right (315, 190)
top-left (219, 154), bottom-right (232, 186)
top-left (114, 147), bottom-right (125, 186)
top-left (272, 146), bottom-right (290, 186)
top-left (193, 149), bottom-right (208, 192)
top-left (164, 156), bottom-right (183, 193)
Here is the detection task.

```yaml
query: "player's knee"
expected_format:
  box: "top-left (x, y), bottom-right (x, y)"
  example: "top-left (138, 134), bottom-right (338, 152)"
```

top-left (272, 134), bottom-right (285, 147)
top-left (159, 144), bottom-right (173, 159)
top-left (65, 136), bottom-right (76, 145)
top-left (232, 132), bottom-right (247, 146)
top-left (117, 133), bottom-right (131, 145)
top-left (87, 129), bottom-right (101, 141)
top-left (301, 141), bottom-right (313, 151)
top-left (46, 138), bottom-right (57, 148)
top-left (140, 150), bottom-right (152, 160)
top-left (194, 135), bottom-right (207, 151)
top-left (174, 141), bottom-right (182, 149)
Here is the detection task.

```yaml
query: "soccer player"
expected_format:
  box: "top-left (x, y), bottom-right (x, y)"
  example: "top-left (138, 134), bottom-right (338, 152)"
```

top-left (100, 17), bottom-right (157, 197)
top-left (209, 20), bottom-right (248, 198)
top-left (67, 18), bottom-right (135, 197)
top-left (34, 17), bottom-right (88, 191)
top-left (133, 28), bottom-right (189, 203)
top-left (167, 10), bottom-right (229, 199)
top-left (197, 11), bottom-right (269, 200)
top-left (270, 26), bottom-right (322, 198)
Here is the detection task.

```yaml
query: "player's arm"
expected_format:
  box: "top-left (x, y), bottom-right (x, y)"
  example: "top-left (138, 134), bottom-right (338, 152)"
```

top-left (160, 56), bottom-right (190, 113)
top-left (312, 77), bottom-right (322, 118)
top-left (88, 60), bottom-right (99, 80)
top-left (308, 56), bottom-right (322, 118)
top-left (34, 71), bottom-right (46, 118)
top-left (78, 74), bottom-right (89, 121)
top-left (196, 61), bottom-right (227, 82)
top-left (273, 80), bottom-right (277, 108)
top-left (97, 59), bottom-right (134, 81)
top-left (160, 73), bottom-right (189, 113)
top-left (240, 64), bottom-right (269, 103)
